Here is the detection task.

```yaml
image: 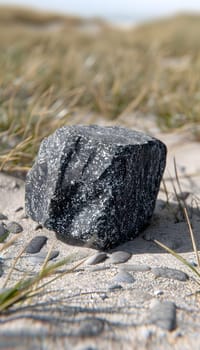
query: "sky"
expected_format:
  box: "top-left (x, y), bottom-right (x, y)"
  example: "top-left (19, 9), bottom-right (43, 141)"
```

top-left (1, 0), bottom-right (200, 20)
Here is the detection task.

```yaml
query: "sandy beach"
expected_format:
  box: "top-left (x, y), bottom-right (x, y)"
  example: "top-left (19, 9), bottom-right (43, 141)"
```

top-left (0, 120), bottom-right (200, 350)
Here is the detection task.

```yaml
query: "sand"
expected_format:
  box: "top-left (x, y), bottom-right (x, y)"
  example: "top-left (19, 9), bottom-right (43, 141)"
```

top-left (0, 125), bottom-right (200, 350)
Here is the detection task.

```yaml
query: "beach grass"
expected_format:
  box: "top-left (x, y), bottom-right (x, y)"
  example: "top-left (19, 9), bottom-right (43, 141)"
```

top-left (0, 238), bottom-right (84, 312)
top-left (0, 7), bottom-right (200, 173)
top-left (155, 160), bottom-right (200, 288)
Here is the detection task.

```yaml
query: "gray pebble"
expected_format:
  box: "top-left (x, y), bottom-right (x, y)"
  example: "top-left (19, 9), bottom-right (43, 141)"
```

top-left (112, 271), bottom-right (134, 284)
top-left (11, 181), bottom-right (20, 189)
top-left (0, 223), bottom-right (9, 243)
top-left (74, 318), bottom-right (104, 337)
top-left (26, 235), bottom-right (48, 254)
top-left (154, 290), bottom-right (164, 296)
top-left (0, 262), bottom-right (3, 277)
top-left (189, 260), bottom-right (197, 267)
top-left (152, 267), bottom-right (189, 281)
top-left (15, 206), bottom-right (23, 213)
top-left (138, 328), bottom-right (154, 341)
top-left (108, 284), bottom-right (123, 291)
top-left (108, 251), bottom-right (131, 264)
top-left (175, 191), bottom-right (190, 201)
top-left (100, 293), bottom-right (108, 300)
top-left (34, 224), bottom-right (43, 231)
top-left (47, 250), bottom-right (59, 260)
top-left (28, 250), bottom-right (59, 264)
top-left (6, 221), bottom-right (23, 234)
top-left (119, 264), bottom-right (150, 272)
top-left (0, 213), bottom-right (8, 220)
top-left (88, 265), bottom-right (111, 272)
top-left (85, 252), bottom-right (107, 265)
top-left (149, 300), bottom-right (176, 331)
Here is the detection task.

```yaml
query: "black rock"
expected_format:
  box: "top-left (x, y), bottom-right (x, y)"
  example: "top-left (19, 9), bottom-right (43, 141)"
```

top-left (25, 125), bottom-right (167, 250)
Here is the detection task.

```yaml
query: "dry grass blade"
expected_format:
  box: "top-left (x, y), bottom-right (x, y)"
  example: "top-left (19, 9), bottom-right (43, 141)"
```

top-left (184, 206), bottom-right (200, 269)
top-left (3, 241), bottom-right (27, 288)
top-left (117, 86), bottom-right (147, 120)
top-left (173, 158), bottom-right (183, 195)
top-left (0, 235), bottom-right (19, 252)
top-left (173, 158), bottom-right (200, 268)
top-left (0, 136), bottom-right (32, 171)
top-left (161, 178), bottom-right (170, 206)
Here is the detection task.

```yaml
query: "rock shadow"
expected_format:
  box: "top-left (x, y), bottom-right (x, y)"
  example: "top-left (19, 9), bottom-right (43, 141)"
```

top-left (109, 198), bottom-right (200, 255)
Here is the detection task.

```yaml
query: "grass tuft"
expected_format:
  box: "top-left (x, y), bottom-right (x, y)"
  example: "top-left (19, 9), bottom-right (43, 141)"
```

top-left (0, 234), bottom-right (86, 313)
top-left (0, 7), bottom-right (200, 172)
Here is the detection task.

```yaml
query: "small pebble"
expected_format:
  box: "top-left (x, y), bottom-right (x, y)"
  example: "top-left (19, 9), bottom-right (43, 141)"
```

top-left (34, 224), bottom-right (43, 231)
top-left (6, 221), bottom-right (23, 234)
top-left (138, 328), bottom-right (154, 341)
top-left (100, 293), bottom-right (108, 300)
top-left (175, 191), bottom-right (190, 201)
top-left (46, 250), bottom-right (60, 261)
top-left (0, 213), bottom-right (8, 220)
top-left (108, 251), bottom-right (131, 264)
top-left (0, 262), bottom-right (3, 277)
top-left (88, 265), bottom-right (110, 272)
top-left (15, 206), bottom-right (23, 213)
top-left (112, 271), bottom-right (134, 284)
top-left (154, 290), bottom-right (164, 296)
top-left (119, 264), bottom-right (150, 272)
top-left (28, 250), bottom-right (59, 264)
top-left (149, 300), bottom-right (176, 331)
top-left (74, 318), bottom-right (104, 337)
top-left (152, 267), bottom-right (189, 282)
top-left (85, 252), bottom-right (107, 265)
top-left (0, 223), bottom-right (9, 242)
top-left (108, 284), bottom-right (123, 291)
top-left (26, 235), bottom-right (48, 254)
top-left (189, 260), bottom-right (197, 267)
top-left (11, 181), bottom-right (20, 189)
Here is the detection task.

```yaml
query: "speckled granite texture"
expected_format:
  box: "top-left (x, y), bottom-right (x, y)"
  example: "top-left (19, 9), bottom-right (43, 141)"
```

top-left (25, 125), bottom-right (167, 249)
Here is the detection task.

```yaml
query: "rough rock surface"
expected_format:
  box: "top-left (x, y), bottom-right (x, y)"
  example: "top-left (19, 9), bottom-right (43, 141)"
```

top-left (25, 125), bottom-right (166, 249)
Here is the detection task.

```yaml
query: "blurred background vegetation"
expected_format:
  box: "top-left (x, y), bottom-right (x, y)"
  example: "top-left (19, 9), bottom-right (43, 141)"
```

top-left (0, 6), bottom-right (200, 174)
